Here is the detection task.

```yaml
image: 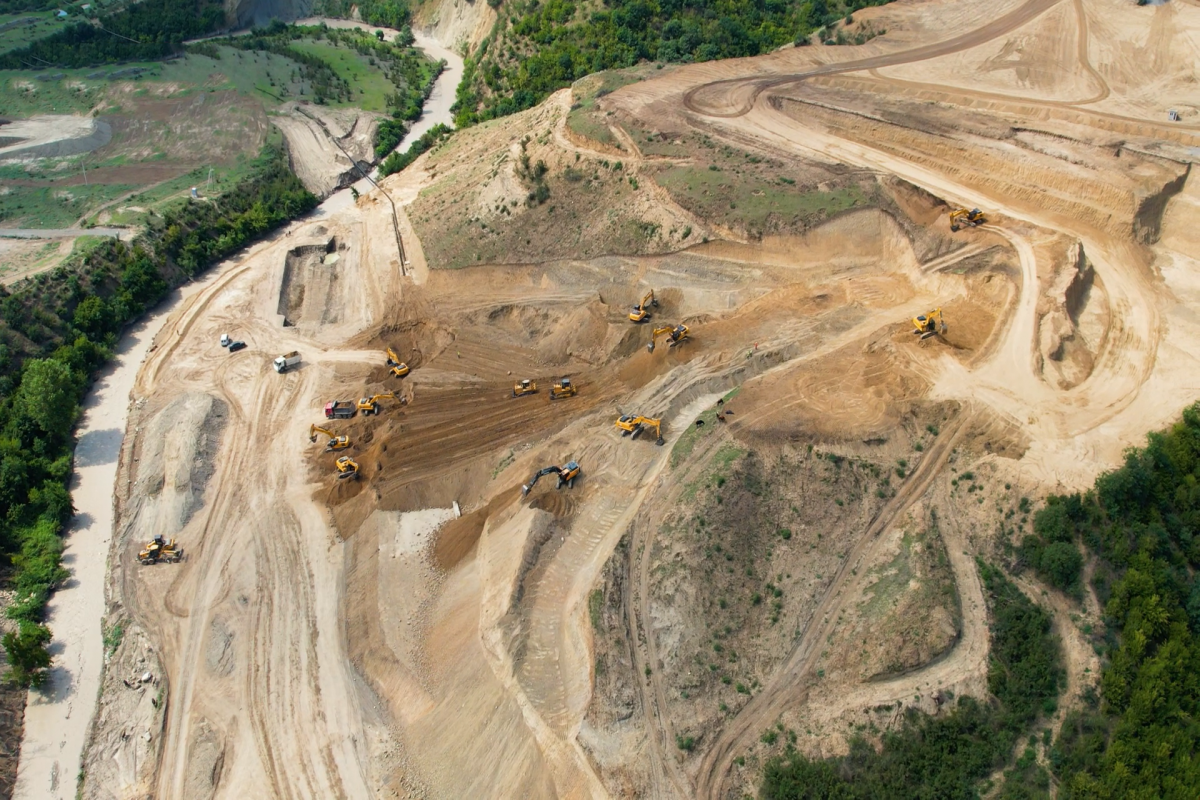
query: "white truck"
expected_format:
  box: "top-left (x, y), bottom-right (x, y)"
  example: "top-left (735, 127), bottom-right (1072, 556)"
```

top-left (273, 351), bottom-right (301, 373)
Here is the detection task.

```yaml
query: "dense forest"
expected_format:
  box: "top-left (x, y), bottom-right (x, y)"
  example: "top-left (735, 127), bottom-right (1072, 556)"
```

top-left (313, 0), bottom-right (412, 31)
top-left (0, 0), bottom-right (225, 69)
top-left (760, 563), bottom-right (1063, 798)
top-left (0, 145), bottom-right (315, 685)
top-left (452, 0), bottom-right (893, 125)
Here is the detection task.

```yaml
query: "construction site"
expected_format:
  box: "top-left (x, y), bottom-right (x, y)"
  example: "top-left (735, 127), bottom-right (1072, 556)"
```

top-left (77, 0), bottom-right (1200, 797)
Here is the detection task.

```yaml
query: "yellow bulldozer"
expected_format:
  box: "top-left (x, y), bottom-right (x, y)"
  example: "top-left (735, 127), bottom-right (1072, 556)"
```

top-left (309, 424), bottom-right (350, 452)
top-left (549, 378), bottom-right (577, 400)
top-left (629, 289), bottom-right (659, 323)
top-left (648, 323), bottom-right (689, 353)
top-left (521, 460), bottom-right (581, 495)
top-left (513, 379), bottom-right (538, 398)
top-left (949, 208), bottom-right (986, 231)
top-left (336, 456), bottom-right (360, 479)
top-left (138, 535), bottom-right (183, 565)
top-left (387, 347), bottom-right (410, 377)
top-left (359, 392), bottom-right (397, 416)
top-left (615, 414), bottom-right (665, 446)
top-left (912, 308), bottom-right (947, 340)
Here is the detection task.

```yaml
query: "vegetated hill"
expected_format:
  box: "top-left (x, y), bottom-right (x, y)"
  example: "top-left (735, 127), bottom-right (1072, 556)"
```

top-left (451, 0), bottom-right (894, 125)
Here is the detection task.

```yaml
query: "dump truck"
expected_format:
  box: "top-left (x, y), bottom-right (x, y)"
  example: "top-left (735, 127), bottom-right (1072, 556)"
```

top-left (274, 351), bottom-right (301, 373)
top-left (325, 400), bottom-right (356, 420)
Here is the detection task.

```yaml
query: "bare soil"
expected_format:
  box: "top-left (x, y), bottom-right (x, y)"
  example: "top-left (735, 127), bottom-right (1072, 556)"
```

top-left (75, 0), bottom-right (1200, 798)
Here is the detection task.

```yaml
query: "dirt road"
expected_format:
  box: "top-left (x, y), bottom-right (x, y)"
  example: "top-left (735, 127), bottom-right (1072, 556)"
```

top-left (77, 0), bottom-right (1200, 796)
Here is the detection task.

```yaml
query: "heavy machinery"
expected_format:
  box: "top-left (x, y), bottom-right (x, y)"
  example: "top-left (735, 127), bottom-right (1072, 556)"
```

top-left (648, 324), bottom-right (689, 353)
top-left (629, 289), bottom-right (659, 323)
top-left (549, 378), bottom-right (577, 400)
top-left (325, 400), bottom-right (356, 420)
top-left (274, 351), bottom-right (301, 373)
top-left (522, 461), bottom-right (581, 495)
top-left (138, 535), bottom-right (183, 565)
top-left (615, 414), bottom-right (665, 446)
top-left (513, 379), bottom-right (538, 398)
top-left (949, 208), bottom-right (986, 231)
top-left (912, 308), bottom-right (947, 340)
top-left (309, 424), bottom-right (350, 451)
top-left (387, 347), bottom-right (410, 377)
top-left (336, 456), bottom-right (360, 479)
top-left (359, 392), bottom-right (397, 416)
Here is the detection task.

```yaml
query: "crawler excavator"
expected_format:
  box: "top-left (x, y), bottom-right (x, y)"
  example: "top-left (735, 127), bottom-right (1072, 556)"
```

top-left (949, 208), bottom-right (987, 231)
top-left (359, 392), bottom-right (398, 416)
top-left (336, 456), bottom-right (360, 479)
top-left (513, 379), bottom-right (538, 398)
top-left (138, 534), bottom-right (183, 565)
top-left (912, 308), bottom-right (947, 340)
top-left (521, 461), bottom-right (581, 495)
top-left (615, 414), bottom-right (665, 445)
top-left (648, 323), bottom-right (689, 353)
top-left (549, 378), bottom-right (577, 400)
top-left (309, 424), bottom-right (350, 452)
top-left (629, 289), bottom-right (659, 323)
top-left (387, 347), bottom-right (410, 377)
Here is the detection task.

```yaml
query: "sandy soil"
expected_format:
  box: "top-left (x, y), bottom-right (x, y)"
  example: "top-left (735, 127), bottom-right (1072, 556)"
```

top-left (12, 299), bottom-right (188, 800)
top-left (72, 1), bottom-right (1200, 798)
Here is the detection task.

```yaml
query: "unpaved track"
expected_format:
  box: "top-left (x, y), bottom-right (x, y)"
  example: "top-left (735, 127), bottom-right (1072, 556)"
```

top-left (695, 411), bottom-right (975, 798)
top-left (681, 0), bottom-right (1064, 118)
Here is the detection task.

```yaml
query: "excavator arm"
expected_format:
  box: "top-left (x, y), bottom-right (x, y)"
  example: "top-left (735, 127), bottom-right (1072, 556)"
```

top-left (522, 465), bottom-right (562, 495)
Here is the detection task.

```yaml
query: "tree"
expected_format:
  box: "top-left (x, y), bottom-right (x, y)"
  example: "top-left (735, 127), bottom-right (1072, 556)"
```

top-left (3, 622), bottom-right (51, 688)
top-left (15, 359), bottom-right (79, 441)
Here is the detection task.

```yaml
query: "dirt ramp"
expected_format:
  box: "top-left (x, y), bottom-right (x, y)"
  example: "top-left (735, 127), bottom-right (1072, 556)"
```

top-left (125, 392), bottom-right (226, 544)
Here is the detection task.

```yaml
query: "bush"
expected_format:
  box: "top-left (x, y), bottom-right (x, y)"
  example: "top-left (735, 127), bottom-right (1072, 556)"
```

top-left (3, 622), bottom-right (51, 687)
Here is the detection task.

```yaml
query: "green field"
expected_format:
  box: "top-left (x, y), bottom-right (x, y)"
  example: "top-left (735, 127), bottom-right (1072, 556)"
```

top-left (159, 47), bottom-right (313, 105)
top-left (286, 39), bottom-right (397, 111)
top-left (0, 182), bottom-right (134, 228)
top-left (0, 12), bottom-right (68, 56)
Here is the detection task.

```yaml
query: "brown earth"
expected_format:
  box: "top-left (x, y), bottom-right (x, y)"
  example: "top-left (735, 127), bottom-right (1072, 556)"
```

top-left (80, 0), bottom-right (1200, 798)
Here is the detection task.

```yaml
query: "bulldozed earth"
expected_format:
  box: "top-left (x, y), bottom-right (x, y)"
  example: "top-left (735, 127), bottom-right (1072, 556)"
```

top-left (81, 0), bottom-right (1200, 797)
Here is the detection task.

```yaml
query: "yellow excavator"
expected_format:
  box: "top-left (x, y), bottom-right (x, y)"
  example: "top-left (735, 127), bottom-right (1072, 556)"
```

top-left (629, 289), bottom-right (659, 323)
top-left (138, 534), bottom-right (183, 565)
top-left (615, 414), bottom-right (665, 446)
top-left (513, 379), bottom-right (538, 398)
top-left (912, 308), bottom-right (947, 340)
top-left (648, 323), bottom-right (689, 353)
top-left (387, 347), bottom-right (410, 377)
top-left (309, 424), bottom-right (350, 452)
top-left (949, 208), bottom-right (986, 231)
top-left (550, 378), bottom-right (577, 400)
top-left (359, 392), bottom-right (397, 416)
top-left (336, 456), bottom-right (360, 479)
top-left (521, 460), bottom-right (581, 495)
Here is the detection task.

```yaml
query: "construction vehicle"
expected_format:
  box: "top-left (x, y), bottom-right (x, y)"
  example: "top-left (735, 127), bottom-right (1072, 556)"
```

top-left (912, 308), bottom-right (947, 340)
top-left (549, 378), bottom-right (577, 400)
top-left (949, 208), bottom-right (986, 231)
top-left (358, 392), bottom-right (397, 416)
top-left (309, 424), bottom-right (350, 451)
top-left (325, 400), bottom-right (356, 420)
top-left (335, 456), bottom-right (360, 479)
top-left (615, 414), bottom-right (665, 446)
top-left (629, 289), bottom-right (659, 323)
top-left (274, 351), bottom-right (301, 373)
top-left (522, 461), bottom-right (581, 495)
top-left (513, 379), bottom-right (538, 398)
top-left (648, 324), bottom-right (689, 353)
top-left (138, 534), bottom-right (183, 565)
top-left (387, 347), bottom-right (410, 377)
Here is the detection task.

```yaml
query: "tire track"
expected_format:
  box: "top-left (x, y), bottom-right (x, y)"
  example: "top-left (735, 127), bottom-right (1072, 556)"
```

top-left (695, 410), bottom-right (975, 799)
